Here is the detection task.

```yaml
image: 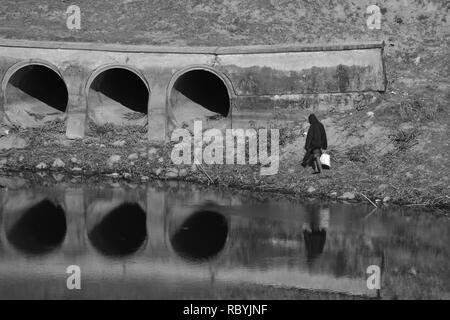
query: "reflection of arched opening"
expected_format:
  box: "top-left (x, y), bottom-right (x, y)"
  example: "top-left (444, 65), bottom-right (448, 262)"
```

top-left (169, 68), bottom-right (231, 127)
top-left (170, 210), bottom-right (228, 262)
top-left (6, 199), bottom-right (66, 255)
top-left (88, 202), bottom-right (147, 256)
top-left (87, 67), bottom-right (149, 125)
top-left (3, 63), bottom-right (68, 125)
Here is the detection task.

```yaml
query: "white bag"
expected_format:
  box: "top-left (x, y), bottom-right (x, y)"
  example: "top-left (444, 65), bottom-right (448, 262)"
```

top-left (320, 153), bottom-right (330, 169)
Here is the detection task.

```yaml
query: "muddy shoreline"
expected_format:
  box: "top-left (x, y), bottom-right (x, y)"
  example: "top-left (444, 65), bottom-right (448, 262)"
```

top-left (0, 155), bottom-right (448, 215)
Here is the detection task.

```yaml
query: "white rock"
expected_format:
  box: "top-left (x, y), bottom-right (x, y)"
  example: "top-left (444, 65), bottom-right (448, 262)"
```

top-left (127, 153), bottom-right (139, 160)
top-left (52, 158), bottom-right (65, 168)
top-left (110, 172), bottom-right (120, 178)
top-left (112, 140), bottom-right (126, 147)
top-left (339, 192), bottom-right (355, 200)
top-left (307, 186), bottom-right (316, 193)
top-left (107, 155), bottom-right (121, 167)
top-left (123, 173), bottom-right (132, 179)
top-left (166, 169), bottom-right (178, 178)
top-left (36, 162), bottom-right (47, 170)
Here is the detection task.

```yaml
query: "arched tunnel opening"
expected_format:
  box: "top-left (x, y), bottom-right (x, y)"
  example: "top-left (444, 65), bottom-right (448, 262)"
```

top-left (88, 202), bottom-right (147, 256)
top-left (6, 64), bottom-right (68, 113)
top-left (171, 70), bottom-right (230, 124)
top-left (6, 199), bottom-right (67, 255)
top-left (89, 68), bottom-right (149, 116)
top-left (170, 210), bottom-right (228, 262)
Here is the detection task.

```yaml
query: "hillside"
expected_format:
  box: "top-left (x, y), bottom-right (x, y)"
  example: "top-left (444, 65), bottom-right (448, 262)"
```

top-left (0, 0), bottom-right (449, 208)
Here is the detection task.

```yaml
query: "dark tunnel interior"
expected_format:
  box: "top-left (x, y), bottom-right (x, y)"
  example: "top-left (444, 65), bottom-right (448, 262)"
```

top-left (89, 68), bottom-right (149, 113)
top-left (170, 210), bottom-right (228, 262)
top-left (7, 199), bottom-right (67, 255)
top-left (173, 70), bottom-right (230, 117)
top-left (8, 65), bottom-right (68, 112)
top-left (88, 202), bottom-right (147, 256)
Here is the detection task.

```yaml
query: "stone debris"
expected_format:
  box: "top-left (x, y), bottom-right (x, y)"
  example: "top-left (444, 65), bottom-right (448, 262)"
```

top-left (339, 192), bottom-right (355, 200)
top-left (36, 162), bottom-right (47, 170)
top-left (52, 158), bottom-right (65, 168)
top-left (107, 155), bottom-right (121, 167)
top-left (127, 153), bottom-right (139, 160)
top-left (166, 168), bottom-right (178, 178)
top-left (123, 172), bottom-right (132, 179)
top-left (112, 140), bottom-right (126, 147)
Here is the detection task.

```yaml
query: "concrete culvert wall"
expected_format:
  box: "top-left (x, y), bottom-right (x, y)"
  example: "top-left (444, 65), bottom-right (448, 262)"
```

top-left (170, 69), bottom-right (230, 129)
top-left (6, 199), bottom-right (67, 255)
top-left (88, 68), bottom-right (149, 126)
top-left (4, 64), bottom-right (68, 127)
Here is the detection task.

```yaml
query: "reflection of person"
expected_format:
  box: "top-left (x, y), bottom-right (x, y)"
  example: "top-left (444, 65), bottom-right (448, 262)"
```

top-left (301, 114), bottom-right (328, 174)
top-left (302, 205), bottom-right (329, 263)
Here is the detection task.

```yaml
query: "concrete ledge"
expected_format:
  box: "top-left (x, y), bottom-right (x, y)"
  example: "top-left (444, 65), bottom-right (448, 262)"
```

top-left (0, 38), bottom-right (384, 55)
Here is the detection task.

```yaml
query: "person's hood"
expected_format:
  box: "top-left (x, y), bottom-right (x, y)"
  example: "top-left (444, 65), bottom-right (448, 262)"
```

top-left (308, 114), bottom-right (319, 124)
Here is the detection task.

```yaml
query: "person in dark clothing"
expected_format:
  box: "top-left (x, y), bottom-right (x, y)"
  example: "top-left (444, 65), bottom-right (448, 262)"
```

top-left (301, 114), bottom-right (327, 174)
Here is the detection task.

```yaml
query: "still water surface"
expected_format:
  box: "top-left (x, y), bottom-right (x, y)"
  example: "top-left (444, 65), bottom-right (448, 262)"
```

top-left (0, 179), bottom-right (448, 299)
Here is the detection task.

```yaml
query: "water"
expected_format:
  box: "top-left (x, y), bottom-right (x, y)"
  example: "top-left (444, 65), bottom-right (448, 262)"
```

top-left (0, 179), bottom-right (448, 299)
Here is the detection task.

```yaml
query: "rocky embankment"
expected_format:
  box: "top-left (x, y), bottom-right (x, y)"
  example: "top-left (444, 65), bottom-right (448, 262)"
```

top-left (0, 119), bottom-right (448, 213)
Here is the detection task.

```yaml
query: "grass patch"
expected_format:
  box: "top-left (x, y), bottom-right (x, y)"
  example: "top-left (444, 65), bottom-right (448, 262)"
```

top-left (388, 128), bottom-right (420, 152)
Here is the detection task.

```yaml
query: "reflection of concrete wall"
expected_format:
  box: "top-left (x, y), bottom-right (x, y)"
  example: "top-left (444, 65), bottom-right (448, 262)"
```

top-left (0, 39), bottom-right (385, 141)
top-left (0, 186), bottom-right (447, 298)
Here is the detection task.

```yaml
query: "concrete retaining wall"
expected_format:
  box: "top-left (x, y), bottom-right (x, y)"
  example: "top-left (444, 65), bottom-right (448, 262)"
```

top-left (0, 39), bottom-right (385, 142)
